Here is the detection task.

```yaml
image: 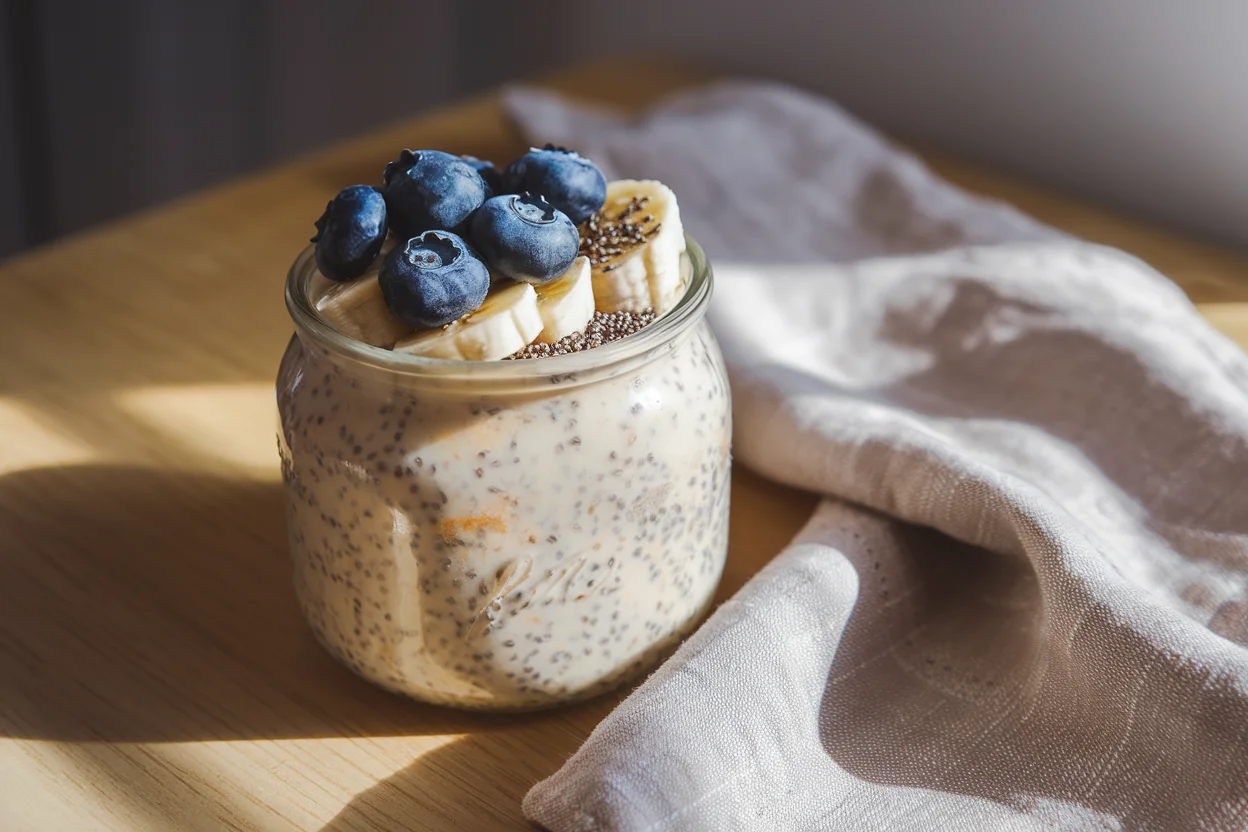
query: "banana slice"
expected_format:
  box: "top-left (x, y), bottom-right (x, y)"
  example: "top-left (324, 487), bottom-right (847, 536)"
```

top-left (393, 281), bottom-right (542, 361)
top-left (534, 256), bottom-right (594, 344)
top-left (582, 180), bottom-right (686, 316)
top-left (315, 239), bottom-right (410, 348)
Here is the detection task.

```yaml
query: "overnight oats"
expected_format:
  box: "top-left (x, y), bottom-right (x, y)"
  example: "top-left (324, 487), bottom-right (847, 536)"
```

top-left (276, 146), bottom-right (731, 710)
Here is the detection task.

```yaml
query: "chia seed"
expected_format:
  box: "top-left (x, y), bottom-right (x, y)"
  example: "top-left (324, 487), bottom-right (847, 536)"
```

top-left (506, 309), bottom-right (657, 360)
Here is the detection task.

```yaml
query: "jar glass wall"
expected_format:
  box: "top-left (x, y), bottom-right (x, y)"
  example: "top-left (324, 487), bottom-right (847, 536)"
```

top-left (276, 237), bottom-right (731, 710)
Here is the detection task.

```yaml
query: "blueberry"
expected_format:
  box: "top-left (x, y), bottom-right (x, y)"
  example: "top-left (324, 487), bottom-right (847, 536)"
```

top-left (378, 231), bottom-right (490, 329)
top-left (502, 145), bottom-right (606, 225)
top-left (311, 185), bottom-right (388, 281)
top-left (469, 193), bottom-right (580, 285)
top-left (461, 155), bottom-right (504, 199)
top-left (382, 150), bottom-right (486, 239)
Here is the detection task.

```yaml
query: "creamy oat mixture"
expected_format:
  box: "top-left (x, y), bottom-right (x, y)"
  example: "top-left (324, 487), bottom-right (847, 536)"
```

top-left (278, 323), bottom-right (730, 708)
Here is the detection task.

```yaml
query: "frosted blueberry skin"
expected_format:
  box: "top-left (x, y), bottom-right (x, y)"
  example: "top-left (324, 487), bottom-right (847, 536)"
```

top-left (382, 149), bottom-right (487, 239)
top-left (503, 146), bottom-right (607, 225)
top-left (469, 193), bottom-right (579, 285)
top-left (460, 155), bottom-right (504, 200)
top-left (378, 230), bottom-right (489, 328)
top-left (312, 185), bottom-right (388, 282)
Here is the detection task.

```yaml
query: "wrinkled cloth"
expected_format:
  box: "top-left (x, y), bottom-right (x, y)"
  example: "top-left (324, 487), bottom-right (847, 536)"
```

top-left (505, 81), bottom-right (1248, 831)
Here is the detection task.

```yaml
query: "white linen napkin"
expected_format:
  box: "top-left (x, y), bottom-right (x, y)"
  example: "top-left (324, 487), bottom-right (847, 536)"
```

top-left (504, 81), bottom-right (1248, 831)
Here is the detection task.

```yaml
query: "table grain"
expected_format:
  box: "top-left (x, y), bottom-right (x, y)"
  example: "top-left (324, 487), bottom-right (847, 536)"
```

top-left (1, 60), bottom-right (1245, 831)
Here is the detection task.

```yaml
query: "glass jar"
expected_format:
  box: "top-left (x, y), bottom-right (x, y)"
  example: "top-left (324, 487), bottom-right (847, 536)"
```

top-left (276, 237), bottom-right (731, 710)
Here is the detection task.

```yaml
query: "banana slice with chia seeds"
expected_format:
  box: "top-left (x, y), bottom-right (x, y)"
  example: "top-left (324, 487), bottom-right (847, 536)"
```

top-left (534, 256), bottom-right (594, 344)
top-left (582, 180), bottom-right (686, 316)
top-left (393, 281), bottom-right (542, 361)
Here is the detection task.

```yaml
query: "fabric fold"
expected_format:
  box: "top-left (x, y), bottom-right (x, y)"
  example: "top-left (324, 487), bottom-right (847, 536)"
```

top-left (507, 81), bottom-right (1248, 831)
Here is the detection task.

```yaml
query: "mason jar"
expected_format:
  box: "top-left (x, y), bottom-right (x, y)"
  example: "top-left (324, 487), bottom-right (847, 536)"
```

top-left (276, 236), bottom-right (731, 710)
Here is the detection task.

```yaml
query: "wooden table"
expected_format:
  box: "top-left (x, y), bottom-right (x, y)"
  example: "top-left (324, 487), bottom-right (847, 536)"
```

top-left (2, 60), bottom-right (1246, 831)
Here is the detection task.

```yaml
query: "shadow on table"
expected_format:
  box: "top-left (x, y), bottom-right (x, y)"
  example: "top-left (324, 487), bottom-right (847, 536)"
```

top-left (0, 464), bottom-right (530, 742)
top-left (317, 724), bottom-right (585, 832)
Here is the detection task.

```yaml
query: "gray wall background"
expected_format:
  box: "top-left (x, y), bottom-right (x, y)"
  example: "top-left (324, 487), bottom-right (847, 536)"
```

top-left (564, 0), bottom-right (1248, 248)
top-left (3, 0), bottom-right (1246, 258)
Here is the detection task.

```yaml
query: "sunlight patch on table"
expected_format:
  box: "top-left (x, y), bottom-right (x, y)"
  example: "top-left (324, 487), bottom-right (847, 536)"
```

top-left (139, 735), bottom-right (459, 827)
top-left (0, 399), bottom-right (95, 475)
top-left (116, 383), bottom-right (280, 478)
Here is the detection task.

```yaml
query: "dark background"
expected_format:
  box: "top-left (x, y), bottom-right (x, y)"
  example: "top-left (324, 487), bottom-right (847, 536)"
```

top-left (0, 0), bottom-right (569, 258)
top-left (3, 0), bottom-right (1247, 260)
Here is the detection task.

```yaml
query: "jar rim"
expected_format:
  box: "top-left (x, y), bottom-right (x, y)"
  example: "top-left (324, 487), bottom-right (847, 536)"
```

top-left (285, 234), bottom-right (713, 382)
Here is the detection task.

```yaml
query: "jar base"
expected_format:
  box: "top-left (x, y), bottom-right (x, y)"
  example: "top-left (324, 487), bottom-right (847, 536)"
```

top-left (301, 586), bottom-right (720, 713)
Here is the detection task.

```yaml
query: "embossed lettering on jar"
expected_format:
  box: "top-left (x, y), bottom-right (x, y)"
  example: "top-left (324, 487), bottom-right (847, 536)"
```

top-left (277, 237), bottom-right (731, 710)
